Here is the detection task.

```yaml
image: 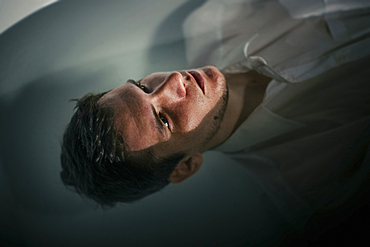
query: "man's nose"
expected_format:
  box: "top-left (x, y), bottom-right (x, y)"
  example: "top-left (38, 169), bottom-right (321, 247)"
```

top-left (152, 72), bottom-right (186, 103)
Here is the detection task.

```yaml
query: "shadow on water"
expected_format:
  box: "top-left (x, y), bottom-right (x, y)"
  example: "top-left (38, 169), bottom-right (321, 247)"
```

top-left (145, 0), bottom-right (206, 74)
top-left (0, 66), bottom-right (119, 215)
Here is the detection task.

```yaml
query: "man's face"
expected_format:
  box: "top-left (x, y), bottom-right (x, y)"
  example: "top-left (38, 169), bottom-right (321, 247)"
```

top-left (99, 66), bottom-right (228, 159)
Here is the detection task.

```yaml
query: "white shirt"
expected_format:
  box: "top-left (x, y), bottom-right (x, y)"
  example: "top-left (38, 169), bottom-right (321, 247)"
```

top-left (183, 0), bottom-right (370, 226)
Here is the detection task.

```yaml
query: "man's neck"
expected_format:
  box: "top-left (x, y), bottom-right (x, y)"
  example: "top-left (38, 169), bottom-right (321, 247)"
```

top-left (202, 70), bottom-right (272, 151)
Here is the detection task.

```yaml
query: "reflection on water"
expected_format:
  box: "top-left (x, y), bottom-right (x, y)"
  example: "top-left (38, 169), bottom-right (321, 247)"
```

top-left (0, 0), bottom-right (370, 246)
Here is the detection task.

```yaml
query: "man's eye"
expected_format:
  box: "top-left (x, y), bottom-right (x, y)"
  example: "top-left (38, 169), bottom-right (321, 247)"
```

top-left (139, 84), bottom-right (148, 92)
top-left (137, 82), bottom-right (150, 93)
top-left (159, 114), bottom-right (170, 129)
top-left (128, 79), bottom-right (150, 93)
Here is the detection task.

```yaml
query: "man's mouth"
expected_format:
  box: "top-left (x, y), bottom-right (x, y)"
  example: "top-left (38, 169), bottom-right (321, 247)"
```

top-left (189, 70), bottom-right (205, 94)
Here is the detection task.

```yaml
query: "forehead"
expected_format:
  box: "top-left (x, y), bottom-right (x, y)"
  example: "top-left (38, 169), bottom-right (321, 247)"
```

top-left (98, 83), bottom-right (165, 152)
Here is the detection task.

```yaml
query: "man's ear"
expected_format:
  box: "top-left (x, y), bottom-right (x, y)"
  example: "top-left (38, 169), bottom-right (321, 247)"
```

top-left (168, 152), bottom-right (203, 183)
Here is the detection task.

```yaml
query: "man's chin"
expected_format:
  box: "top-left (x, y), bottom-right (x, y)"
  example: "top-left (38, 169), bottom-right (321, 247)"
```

top-left (217, 83), bottom-right (229, 122)
top-left (198, 65), bottom-right (224, 91)
top-left (200, 84), bottom-right (229, 148)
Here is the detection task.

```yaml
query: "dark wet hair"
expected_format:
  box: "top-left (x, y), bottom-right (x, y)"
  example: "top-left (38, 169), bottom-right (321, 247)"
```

top-left (60, 92), bottom-right (184, 207)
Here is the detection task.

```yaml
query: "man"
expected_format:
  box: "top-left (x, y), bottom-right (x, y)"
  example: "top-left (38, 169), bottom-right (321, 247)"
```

top-left (61, 0), bottom-right (370, 225)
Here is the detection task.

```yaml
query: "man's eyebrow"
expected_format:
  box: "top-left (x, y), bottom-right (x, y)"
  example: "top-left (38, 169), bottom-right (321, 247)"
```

top-left (151, 106), bottom-right (166, 136)
top-left (127, 79), bottom-right (142, 87)
top-left (127, 79), bottom-right (137, 86)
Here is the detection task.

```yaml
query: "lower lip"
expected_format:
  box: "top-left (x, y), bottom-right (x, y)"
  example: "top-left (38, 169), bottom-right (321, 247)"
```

top-left (202, 66), bottom-right (218, 81)
top-left (189, 71), bottom-right (205, 94)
